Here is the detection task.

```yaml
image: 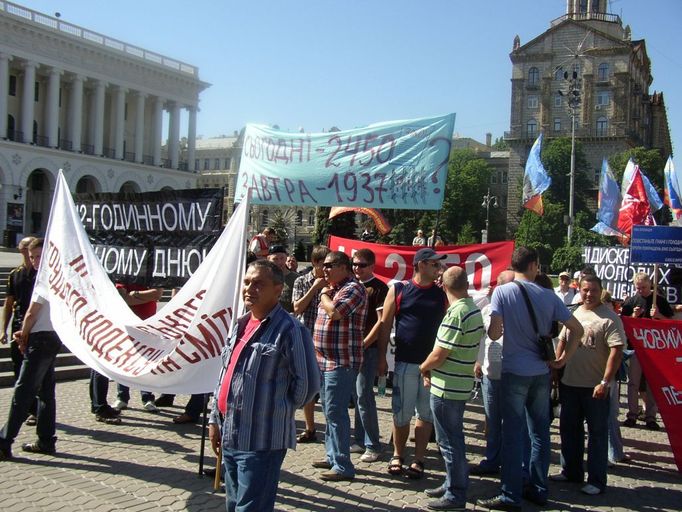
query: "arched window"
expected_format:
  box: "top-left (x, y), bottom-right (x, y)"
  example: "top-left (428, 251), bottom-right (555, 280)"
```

top-left (554, 67), bottom-right (564, 81)
top-left (527, 119), bottom-right (537, 137)
top-left (596, 116), bottom-right (608, 136)
top-left (598, 63), bottom-right (609, 81)
top-left (260, 209), bottom-right (269, 226)
top-left (296, 210), bottom-right (303, 226)
top-left (308, 210), bottom-right (315, 226)
top-left (528, 67), bottom-right (539, 86)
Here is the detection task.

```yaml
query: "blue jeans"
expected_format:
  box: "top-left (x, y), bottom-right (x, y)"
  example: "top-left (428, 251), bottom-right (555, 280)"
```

top-left (0, 331), bottom-right (61, 451)
top-left (479, 375), bottom-right (501, 470)
top-left (354, 347), bottom-right (381, 452)
top-left (608, 382), bottom-right (624, 462)
top-left (116, 384), bottom-right (154, 404)
top-left (500, 372), bottom-right (551, 506)
top-left (320, 367), bottom-right (357, 477)
top-left (430, 395), bottom-right (468, 506)
top-left (223, 448), bottom-right (286, 512)
top-left (559, 383), bottom-right (609, 491)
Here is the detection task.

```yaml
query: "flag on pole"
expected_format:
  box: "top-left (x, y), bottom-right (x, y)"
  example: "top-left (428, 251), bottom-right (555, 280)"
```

top-left (621, 157), bottom-right (664, 212)
top-left (663, 156), bottom-right (682, 223)
top-left (329, 206), bottom-right (392, 235)
top-left (523, 133), bottom-right (551, 215)
top-left (591, 158), bottom-right (624, 237)
top-left (617, 165), bottom-right (654, 244)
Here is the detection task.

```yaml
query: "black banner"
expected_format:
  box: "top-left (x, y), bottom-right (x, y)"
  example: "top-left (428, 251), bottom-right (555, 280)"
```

top-left (75, 189), bottom-right (224, 287)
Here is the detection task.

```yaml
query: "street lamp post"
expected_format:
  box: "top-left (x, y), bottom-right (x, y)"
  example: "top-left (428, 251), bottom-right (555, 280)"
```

top-left (560, 70), bottom-right (581, 243)
top-left (481, 188), bottom-right (497, 243)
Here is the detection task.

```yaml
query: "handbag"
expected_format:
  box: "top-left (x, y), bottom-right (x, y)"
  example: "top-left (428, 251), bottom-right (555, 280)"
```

top-left (514, 281), bottom-right (556, 361)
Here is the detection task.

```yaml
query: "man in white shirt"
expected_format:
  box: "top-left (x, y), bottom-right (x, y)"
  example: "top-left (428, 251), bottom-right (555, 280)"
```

top-left (555, 272), bottom-right (577, 306)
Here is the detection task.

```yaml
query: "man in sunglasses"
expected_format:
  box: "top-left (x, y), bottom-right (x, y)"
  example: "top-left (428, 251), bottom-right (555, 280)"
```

top-left (311, 251), bottom-right (367, 482)
top-left (350, 249), bottom-right (389, 463)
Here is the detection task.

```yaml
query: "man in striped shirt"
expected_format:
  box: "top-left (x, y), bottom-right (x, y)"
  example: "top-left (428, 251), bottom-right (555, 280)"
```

top-left (208, 259), bottom-right (319, 512)
top-left (419, 266), bottom-right (484, 511)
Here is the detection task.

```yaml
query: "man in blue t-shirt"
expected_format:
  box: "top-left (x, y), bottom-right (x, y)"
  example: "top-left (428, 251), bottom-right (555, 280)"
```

top-left (477, 247), bottom-right (583, 511)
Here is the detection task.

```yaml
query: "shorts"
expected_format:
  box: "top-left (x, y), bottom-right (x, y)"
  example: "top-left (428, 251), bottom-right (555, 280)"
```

top-left (391, 361), bottom-right (432, 427)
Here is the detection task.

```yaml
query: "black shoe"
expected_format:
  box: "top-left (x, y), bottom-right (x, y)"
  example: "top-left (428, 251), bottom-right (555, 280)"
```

top-left (425, 486), bottom-right (446, 498)
top-left (470, 464), bottom-right (499, 475)
top-left (154, 395), bottom-right (175, 407)
top-left (21, 442), bottom-right (56, 455)
top-left (320, 470), bottom-right (354, 482)
top-left (426, 497), bottom-right (466, 511)
top-left (0, 445), bottom-right (12, 460)
top-left (522, 486), bottom-right (548, 506)
top-left (646, 420), bottom-right (660, 431)
top-left (476, 495), bottom-right (521, 511)
top-left (96, 407), bottom-right (122, 425)
top-left (622, 418), bottom-right (637, 428)
top-left (312, 459), bottom-right (332, 469)
top-left (202, 467), bottom-right (224, 482)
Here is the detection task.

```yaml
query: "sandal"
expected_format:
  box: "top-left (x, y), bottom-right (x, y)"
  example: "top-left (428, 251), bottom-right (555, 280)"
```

top-left (296, 429), bottom-right (317, 443)
top-left (406, 460), bottom-right (425, 479)
top-left (388, 456), bottom-right (404, 475)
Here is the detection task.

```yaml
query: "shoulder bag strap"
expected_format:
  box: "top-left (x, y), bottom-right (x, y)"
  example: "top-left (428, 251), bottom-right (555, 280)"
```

top-left (513, 280), bottom-right (540, 336)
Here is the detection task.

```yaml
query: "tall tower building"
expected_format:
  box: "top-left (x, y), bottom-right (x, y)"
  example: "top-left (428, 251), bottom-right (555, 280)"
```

top-left (504, 0), bottom-right (672, 233)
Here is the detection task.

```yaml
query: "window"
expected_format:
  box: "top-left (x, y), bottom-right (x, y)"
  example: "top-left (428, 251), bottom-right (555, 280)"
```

top-left (58, 87), bottom-right (62, 107)
top-left (579, 0), bottom-right (588, 13)
top-left (596, 116), bottom-right (608, 136)
top-left (34, 81), bottom-right (39, 102)
top-left (554, 118), bottom-right (562, 132)
top-left (554, 93), bottom-right (563, 108)
top-left (308, 210), bottom-right (315, 226)
top-left (594, 168), bottom-right (601, 184)
top-left (204, 159), bottom-right (210, 170)
top-left (596, 91), bottom-right (610, 106)
top-left (502, 171), bottom-right (508, 184)
top-left (598, 63), bottom-right (609, 81)
top-left (9, 75), bottom-right (16, 96)
top-left (214, 158), bottom-right (220, 169)
top-left (296, 210), bottom-right (303, 226)
top-left (528, 67), bottom-right (539, 86)
top-left (573, 63), bottom-right (580, 76)
top-left (554, 67), bottom-right (564, 81)
top-left (194, 159), bottom-right (199, 171)
top-left (261, 209), bottom-right (269, 226)
top-left (527, 95), bottom-right (539, 109)
top-left (491, 173), bottom-right (497, 184)
top-left (527, 119), bottom-right (537, 137)
top-left (224, 158), bottom-right (231, 169)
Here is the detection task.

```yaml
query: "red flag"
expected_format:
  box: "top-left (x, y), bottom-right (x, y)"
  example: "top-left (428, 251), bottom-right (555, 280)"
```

top-left (328, 207), bottom-right (392, 235)
top-left (617, 166), bottom-right (654, 244)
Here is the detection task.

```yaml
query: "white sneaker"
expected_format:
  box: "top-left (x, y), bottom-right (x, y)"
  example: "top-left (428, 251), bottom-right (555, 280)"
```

top-left (581, 484), bottom-right (602, 495)
top-left (360, 449), bottom-right (380, 462)
top-left (113, 400), bottom-right (128, 411)
top-left (143, 401), bottom-right (159, 413)
top-left (350, 443), bottom-right (364, 454)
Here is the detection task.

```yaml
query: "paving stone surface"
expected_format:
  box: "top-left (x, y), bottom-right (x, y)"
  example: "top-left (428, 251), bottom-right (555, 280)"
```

top-left (0, 380), bottom-right (680, 511)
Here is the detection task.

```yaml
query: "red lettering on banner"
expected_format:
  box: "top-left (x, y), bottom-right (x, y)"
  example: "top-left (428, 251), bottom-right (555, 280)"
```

top-left (622, 317), bottom-right (682, 472)
top-left (175, 345), bottom-right (201, 364)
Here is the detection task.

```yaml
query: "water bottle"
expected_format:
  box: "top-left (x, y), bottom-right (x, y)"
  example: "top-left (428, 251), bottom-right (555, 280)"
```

top-left (377, 375), bottom-right (387, 397)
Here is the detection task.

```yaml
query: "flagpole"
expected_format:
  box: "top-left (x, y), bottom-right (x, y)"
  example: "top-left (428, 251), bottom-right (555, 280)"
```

top-left (567, 105), bottom-right (576, 242)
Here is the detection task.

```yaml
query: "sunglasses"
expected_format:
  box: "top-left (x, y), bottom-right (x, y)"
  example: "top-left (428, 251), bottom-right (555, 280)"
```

top-left (352, 262), bottom-right (369, 268)
top-left (322, 262), bottom-right (340, 269)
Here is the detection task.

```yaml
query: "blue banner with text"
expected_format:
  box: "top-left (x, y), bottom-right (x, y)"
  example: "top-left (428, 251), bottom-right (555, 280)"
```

top-left (235, 114), bottom-right (456, 210)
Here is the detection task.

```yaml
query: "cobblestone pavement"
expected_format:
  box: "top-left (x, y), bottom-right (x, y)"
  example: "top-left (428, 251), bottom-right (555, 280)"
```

top-left (0, 380), bottom-right (680, 511)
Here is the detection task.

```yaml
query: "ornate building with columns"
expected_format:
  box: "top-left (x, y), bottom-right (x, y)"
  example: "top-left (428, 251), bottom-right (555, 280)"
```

top-left (504, 0), bottom-right (672, 234)
top-left (0, 2), bottom-right (208, 243)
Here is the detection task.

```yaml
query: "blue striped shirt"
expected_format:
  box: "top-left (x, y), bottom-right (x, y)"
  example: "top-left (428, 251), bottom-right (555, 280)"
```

top-left (209, 304), bottom-right (320, 451)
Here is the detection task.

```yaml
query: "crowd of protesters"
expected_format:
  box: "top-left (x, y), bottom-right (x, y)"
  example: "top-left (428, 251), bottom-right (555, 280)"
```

top-left (0, 231), bottom-right (677, 512)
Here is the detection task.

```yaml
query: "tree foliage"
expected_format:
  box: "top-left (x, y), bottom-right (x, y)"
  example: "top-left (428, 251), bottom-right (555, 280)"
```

top-left (541, 137), bottom-right (592, 214)
top-left (608, 147), bottom-right (665, 186)
top-left (492, 136), bottom-right (509, 150)
top-left (311, 207), bottom-right (357, 245)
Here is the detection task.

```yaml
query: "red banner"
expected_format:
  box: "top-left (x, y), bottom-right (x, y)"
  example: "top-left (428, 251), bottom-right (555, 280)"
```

top-left (622, 317), bottom-right (682, 473)
top-left (328, 236), bottom-right (514, 294)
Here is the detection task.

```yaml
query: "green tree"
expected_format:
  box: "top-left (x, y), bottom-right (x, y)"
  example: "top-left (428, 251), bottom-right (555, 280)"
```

top-left (608, 147), bottom-right (665, 186)
top-left (492, 136), bottom-right (509, 150)
top-left (456, 221), bottom-right (477, 244)
top-left (541, 137), bottom-right (592, 214)
top-left (311, 207), bottom-right (357, 244)
top-left (514, 199), bottom-right (565, 268)
top-left (269, 209), bottom-right (296, 244)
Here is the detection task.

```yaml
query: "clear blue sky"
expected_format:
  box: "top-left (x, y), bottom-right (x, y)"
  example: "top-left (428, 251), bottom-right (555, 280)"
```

top-left (17, 0), bottom-right (682, 158)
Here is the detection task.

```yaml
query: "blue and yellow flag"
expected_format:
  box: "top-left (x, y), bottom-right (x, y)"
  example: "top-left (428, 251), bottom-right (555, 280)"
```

top-left (522, 134), bottom-right (551, 215)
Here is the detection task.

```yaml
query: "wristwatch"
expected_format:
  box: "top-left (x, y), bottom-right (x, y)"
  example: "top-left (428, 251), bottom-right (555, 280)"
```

top-left (600, 379), bottom-right (609, 387)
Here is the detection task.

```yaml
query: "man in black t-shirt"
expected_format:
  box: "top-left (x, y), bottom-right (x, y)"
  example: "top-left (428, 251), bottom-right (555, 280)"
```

top-left (620, 272), bottom-right (674, 430)
top-left (1, 237), bottom-right (37, 380)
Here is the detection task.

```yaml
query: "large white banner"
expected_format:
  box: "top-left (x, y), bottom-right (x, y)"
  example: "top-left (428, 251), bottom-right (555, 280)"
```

top-left (34, 172), bottom-right (248, 394)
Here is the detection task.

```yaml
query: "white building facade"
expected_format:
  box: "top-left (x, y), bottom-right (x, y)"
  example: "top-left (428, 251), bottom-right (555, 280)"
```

top-left (0, 2), bottom-right (208, 243)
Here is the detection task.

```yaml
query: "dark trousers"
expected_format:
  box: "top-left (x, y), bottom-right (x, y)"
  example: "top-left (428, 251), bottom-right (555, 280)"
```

top-left (10, 340), bottom-right (38, 416)
top-left (116, 384), bottom-right (154, 404)
top-left (156, 393), bottom-right (206, 420)
top-left (0, 331), bottom-right (61, 450)
top-left (89, 370), bottom-right (110, 413)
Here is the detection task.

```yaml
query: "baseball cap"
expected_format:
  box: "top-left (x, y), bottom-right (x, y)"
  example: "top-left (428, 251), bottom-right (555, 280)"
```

top-left (559, 271), bottom-right (570, 279)
top-left (268, 245), bottom-right (288, 255)
top-left (413, 248), bottom-right (446, 265)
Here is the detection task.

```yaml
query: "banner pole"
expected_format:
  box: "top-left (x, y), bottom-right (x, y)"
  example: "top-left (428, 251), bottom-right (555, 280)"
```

top-left (653, 263), bottom-right (659, 314)
top-left (198, 393), bottom-right (209, 476)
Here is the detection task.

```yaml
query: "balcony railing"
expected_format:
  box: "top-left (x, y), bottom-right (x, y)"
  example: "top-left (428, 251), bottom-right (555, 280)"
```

top-left (35, 134), bottom-right (49, 147)
top-left (550, 12), bottom-right (621, 27)
top-left (143, 155), bottom-right (154, 165)
top-left (7, 129), bottom-right (24, 142)
top-left (102, 147), bottom-right (115, 159)
top-left (59, 138), bottom-right (73, 151)
top-left (1, 1), bottom-right (198, 76)
top-left (124, 151), bottom-right (136, 162)
top-left (82, 144), bottom-right (95, 155)
top-left (162, 158), bottom-right (172, 169)
top-left (178, 161), bottom-right (188, 171)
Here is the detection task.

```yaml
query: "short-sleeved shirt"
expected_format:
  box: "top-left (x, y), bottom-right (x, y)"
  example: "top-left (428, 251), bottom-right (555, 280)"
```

top-left (6, 264), bottom-right (36, 330)
top-left (561, 304), bottom-right (625, 388)
top-left (313, 277), bottom-right (367, 371)
top-left (292, 271), bottom-right (321, 334)
top-left (490, 279), bottom-right (571, 376)
top-left (393, 280), bottom-right (447, 364)
top-left (360, 276), bottom-right (389, 339)
top-left (116, 283), bottom-right (157, 320)
top-left (430, 297), bottom-right (484, 400)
